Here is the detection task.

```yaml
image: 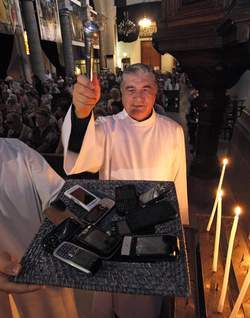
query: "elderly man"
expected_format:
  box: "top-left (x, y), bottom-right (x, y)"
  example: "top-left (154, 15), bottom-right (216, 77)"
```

top-left (62, 64), bottom-right (188, 224)
top-left (62, 63), bottom-right (189, 318)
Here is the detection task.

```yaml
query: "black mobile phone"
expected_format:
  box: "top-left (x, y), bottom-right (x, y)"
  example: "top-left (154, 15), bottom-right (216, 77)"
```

top-left (83, 198), bottom-right (115, 224)
top-left (125, 200), bottom-right (178, 234)
top-left (42, 218), bottom-right (88, 254)
top-left (120, 234), bottom-right (180, 262)
top-left (53, 241), bottom-right (102, 275)
top-left (115, 184), bottom-right (138, 216)
top-left (74, 226), bottom-right (122, 259)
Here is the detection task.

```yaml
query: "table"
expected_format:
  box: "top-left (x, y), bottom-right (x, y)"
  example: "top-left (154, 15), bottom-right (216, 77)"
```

top-left (12, 180), bottom-right (190, 298)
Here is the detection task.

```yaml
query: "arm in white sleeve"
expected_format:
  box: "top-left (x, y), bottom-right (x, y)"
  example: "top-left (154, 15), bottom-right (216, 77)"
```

top-left (24, 144), bottom-right (65, 213)
top-left (62, 105), bottom-right (105, 175)
top-left (174, 126), bottom-right (189, 225)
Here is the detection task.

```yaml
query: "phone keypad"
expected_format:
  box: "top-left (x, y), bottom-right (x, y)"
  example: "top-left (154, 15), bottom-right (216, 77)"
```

top-left (53, 241), bottom-right (101, 274)
top-left (55, 242), bottom-right (98, 264)
top-left (55, 242), bottom-right (80, 259)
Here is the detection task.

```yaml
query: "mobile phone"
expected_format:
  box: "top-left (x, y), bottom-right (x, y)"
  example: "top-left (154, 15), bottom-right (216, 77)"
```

top-left (139, 184), bottom-right (169, 206)
top-left (42, 218), bottom-right (88, 254)
top-left (83, 198), bottom-right (115, 224)
top-left (53, 241), bottom-right (102, 275)
top-left (115, 184), bottom-right (138, 216)
top-left (64, 185), bottom-right (100, 211)
top-left (74, 226), bottom-right (122, 259)
top-left (121, 234), bottom-right (180, 261)
top-left (125, 200), bottom-right (178, 234)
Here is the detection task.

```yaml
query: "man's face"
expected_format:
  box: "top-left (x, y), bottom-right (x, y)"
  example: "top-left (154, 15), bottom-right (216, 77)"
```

top-left (121, 71), bottom-right (157, 121)
top-left (6, 114), bottom-right (20, 131)
top-left (35, 114), bottom-right (47, 128)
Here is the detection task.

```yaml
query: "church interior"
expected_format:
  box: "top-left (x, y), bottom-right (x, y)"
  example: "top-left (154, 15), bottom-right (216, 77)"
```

top-left (0, 0), bottom-right (250, 317)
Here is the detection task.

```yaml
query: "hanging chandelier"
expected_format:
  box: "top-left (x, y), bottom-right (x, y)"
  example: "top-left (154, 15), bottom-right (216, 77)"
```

top-left (118, 11), bottom-right (137, 37)
top-left (138, 17), bottom-right (152, 28)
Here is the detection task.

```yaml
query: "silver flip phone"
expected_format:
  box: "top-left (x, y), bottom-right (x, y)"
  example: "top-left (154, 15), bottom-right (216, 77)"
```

top-left (53, 241), bottom-right (101, 275)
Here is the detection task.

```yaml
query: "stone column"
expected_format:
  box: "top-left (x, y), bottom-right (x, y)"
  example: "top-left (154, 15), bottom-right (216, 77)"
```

top-left (21, 0), bottom-right (45, 81)
top-left (58, 1), bottom-right (74, 78)
top-left (15, 30), bottom-right (32, 83)
top-left (174, 51), bottom-right (228, 179)
top-left (94, 0), bottom-right (117, 72)
top-left (190, 86), bottom-right (226, 178)
top-left (98, 16), bottom-right (107, 69)
top-left (103, 3), bottom-right (117, 72)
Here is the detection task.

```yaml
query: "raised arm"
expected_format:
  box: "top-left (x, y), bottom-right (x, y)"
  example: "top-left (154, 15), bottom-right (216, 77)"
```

top-left (62, 74), bottom-right (105, 175)
top-left (72, 74), bottom-right (100, 119)
top-left (68, 73), bottom-right (101, 152)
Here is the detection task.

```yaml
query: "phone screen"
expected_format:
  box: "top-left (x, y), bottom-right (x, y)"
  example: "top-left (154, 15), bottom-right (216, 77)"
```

top-left (84, 205), bottom-right (107, 223)
top-left (70, 187), bottom-right (96, 205)
top-left (135, 236), bottom-right (177, 256)
top-left (78, 229), bottom-right (113, 252)
top-left (55, 219), bottom-right (82, 241)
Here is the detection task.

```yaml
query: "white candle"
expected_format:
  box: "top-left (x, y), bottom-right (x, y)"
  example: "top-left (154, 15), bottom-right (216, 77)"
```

top-left (217, 206), bottom-right (241, 313)
top-left (212, 191), bottom-right (222, 272)
top-left (207, 158), bottom-right (228, 232)
top-left (229, 267), bottom-right (250, 318)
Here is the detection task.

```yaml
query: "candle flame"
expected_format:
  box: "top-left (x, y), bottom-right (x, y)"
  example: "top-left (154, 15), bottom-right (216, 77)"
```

top-left (218, 190), bottom-right (223, 198)
top-left (234, 206), bottom-right (241, 216)
top-left (222, 158), bottom-right (229, 165)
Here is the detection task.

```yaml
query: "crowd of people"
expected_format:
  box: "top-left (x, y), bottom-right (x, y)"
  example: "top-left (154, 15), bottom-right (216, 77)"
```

top-left (0, 67), bottom-right (192, 156)
top-left (0, 74), bottom-right (72, 153)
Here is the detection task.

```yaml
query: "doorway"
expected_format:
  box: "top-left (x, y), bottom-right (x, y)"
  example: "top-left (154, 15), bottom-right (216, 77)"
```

top-left (141, 40), bottom-right (161, 70)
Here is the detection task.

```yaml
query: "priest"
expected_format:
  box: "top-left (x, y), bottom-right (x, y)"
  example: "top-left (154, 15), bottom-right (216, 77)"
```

top-left (62, 63), bottom-right (189, 318)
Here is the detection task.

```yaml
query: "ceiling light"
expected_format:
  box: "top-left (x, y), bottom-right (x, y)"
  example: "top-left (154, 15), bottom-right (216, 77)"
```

top-left (138, 17), bottom-right (152, 28)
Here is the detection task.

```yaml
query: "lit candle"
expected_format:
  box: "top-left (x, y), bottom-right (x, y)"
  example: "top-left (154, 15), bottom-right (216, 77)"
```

top-left (207, 158), bottom-right (228, 232)
top-left (217, 206), bottom-right (241, 313)
top-left (212, 190), bottom-right (223, 272)
top-left (229, 267), bottom-right (250, 318)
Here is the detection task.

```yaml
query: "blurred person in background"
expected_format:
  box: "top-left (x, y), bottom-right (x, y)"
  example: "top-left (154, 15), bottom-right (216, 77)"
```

top-left (106, 87), bottom-right (123, 114)
top-left (32, 108), bottom-right (59, 153)
top-left (6, 112), bottom-right (33, 146)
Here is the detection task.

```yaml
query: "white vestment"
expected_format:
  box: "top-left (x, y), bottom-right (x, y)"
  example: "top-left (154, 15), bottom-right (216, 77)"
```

top-left (62, 108), bottom-right (189, 318)
top-left (62, 108), bottom-right (189, 224)
top-left (0, 139), bottom-right (89, 318)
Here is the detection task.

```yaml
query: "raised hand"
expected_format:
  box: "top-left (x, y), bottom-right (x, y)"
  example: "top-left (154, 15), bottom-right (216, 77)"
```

top-left (72, 73), bottom-right (101, 118)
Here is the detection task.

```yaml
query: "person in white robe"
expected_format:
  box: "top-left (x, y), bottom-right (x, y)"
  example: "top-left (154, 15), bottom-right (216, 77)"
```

top-left (0, 138), bottom-right (90, 318)
top-left (61, 64), bottom-right (189, 318)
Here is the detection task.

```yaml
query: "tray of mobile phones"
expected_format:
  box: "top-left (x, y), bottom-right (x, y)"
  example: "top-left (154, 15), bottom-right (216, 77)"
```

top-left (11, 180), bottom-right (190, 297)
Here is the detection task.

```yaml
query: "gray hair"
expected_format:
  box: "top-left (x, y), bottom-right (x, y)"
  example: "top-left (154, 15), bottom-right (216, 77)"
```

top-left (120, 63), bottom-right (157, 88)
